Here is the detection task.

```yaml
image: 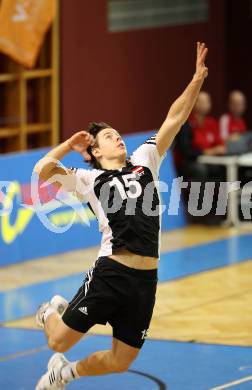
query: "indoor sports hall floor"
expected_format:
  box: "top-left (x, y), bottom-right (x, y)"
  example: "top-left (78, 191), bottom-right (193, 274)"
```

top-left (1, 225), bottom-right (252, 390)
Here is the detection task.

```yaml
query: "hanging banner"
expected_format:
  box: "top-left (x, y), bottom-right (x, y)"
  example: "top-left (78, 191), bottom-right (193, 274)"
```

top-left (0, 0), bottom-right (55, 68)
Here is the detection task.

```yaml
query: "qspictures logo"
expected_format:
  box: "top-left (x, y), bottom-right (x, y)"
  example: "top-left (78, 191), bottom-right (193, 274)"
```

top-left (1, 156), bottom-right (252, 242)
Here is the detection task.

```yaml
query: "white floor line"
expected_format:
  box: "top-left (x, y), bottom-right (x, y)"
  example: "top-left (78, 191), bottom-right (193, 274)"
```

top-left (0, 345), bottom-right (48, 362)
top-left (209, 375), bottom-right (252, 389)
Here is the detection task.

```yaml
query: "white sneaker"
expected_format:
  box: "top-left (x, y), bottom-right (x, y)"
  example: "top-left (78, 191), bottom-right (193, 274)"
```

top-left (50, 295), bottom-right (69, 316)
top-left (36, 295), bottom-right (68, 328)
top-left (35, 353), bottom-right (70, 390)
top-left (36, 302), bottom-right (51, 328)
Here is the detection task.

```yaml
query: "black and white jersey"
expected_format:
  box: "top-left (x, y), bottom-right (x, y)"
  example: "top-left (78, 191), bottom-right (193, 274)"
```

top-left (72, 135), bottom-right (165, 258)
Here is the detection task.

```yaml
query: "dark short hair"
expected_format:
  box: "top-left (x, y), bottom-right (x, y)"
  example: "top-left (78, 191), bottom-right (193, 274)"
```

top-left (85, 122), bottom-right (111, 169)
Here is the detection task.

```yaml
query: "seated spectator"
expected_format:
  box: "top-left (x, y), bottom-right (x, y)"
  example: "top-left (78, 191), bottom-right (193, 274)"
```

top-left (175, 91), bottom-right (226, 168)
top-left (219, 90), bottom-right (247, 141)
top-left (189, 91), bottom-right (226, 156)
top-left (220, 90), bottom-right (252, 190)
top-left (174, 92), bottom-right (226, 224)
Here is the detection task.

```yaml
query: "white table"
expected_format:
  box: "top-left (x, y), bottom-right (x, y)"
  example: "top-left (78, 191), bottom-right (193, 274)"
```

top-left (238, 153), bottom-right (252, 167)
top-left (197, 153), bottom-right (252, 226)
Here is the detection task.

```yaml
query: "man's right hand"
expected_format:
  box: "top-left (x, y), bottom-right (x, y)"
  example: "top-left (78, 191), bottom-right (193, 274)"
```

top-left (204, 145), bottom-right (227, 156)
top-left (67, 131), bottom-right (95, 161)
top-left (228, 133), bottom-right (241, 142)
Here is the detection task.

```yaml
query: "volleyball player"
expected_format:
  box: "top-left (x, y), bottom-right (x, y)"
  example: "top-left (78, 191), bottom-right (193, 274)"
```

top-left (35, 42), bottom-right (208, 389)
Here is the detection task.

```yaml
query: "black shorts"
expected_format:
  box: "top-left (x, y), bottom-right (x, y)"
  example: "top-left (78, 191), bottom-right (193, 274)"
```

top-left (62, 256), bottom-right (157, 348)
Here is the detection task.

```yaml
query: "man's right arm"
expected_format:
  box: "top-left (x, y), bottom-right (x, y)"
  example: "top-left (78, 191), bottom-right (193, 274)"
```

top-left (33, 131), bottom-right (94, 192)
top-left (34, 141), bottom-right (71, 179)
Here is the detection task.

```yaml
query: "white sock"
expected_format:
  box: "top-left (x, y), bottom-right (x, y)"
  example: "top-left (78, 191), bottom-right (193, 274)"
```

top-left (44, 307), bottom-right (57, 322)
top-left (61, 361), bottom-right (80, 382)
top-left (70, 361), bottom-right (80, 378)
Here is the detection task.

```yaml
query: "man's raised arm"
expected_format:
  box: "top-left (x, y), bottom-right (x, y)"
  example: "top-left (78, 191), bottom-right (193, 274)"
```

top-left (156, 42), bottom-right (208, 156)
top-left (33, 131), bottom-right (94, 191)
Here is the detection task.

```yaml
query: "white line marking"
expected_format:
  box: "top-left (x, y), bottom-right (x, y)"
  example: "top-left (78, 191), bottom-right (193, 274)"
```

top-left (0, 345), bottom-right (48, 362)
top-left (209, 375), bottom-right (252, 389)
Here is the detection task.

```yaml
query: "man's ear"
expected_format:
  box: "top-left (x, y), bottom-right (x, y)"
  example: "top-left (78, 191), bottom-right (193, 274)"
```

top-left (92, 147), bottom-right (102, 159)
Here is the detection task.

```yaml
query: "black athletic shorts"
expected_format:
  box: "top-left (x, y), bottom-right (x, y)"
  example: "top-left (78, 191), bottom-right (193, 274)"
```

top-left (62, 256), bottom-right (158, 348)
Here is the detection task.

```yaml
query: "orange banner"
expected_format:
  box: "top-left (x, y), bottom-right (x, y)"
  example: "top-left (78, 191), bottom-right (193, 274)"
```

top-left (0, 0), bottom-right (56, 68)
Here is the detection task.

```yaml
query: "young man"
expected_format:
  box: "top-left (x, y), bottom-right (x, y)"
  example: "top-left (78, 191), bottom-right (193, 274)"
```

top-left (219, 90), bottom-right (248, 141)
top-left (35, 42), bottom-right (208, 389)
top-left (189, 91), bottom-right (225, 156)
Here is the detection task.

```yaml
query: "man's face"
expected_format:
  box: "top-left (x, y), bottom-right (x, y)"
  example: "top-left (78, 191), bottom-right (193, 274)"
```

top-left (194, 92), bottom-right (211, 116)
top-left (229, 92), bottom-right (246, 117)
top-left (93, 128), bottom-right (127, 162)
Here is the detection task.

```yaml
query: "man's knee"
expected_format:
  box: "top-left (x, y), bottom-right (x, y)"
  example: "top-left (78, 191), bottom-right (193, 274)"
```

top-left (48, 338), bottom-right (71, 353)
top-left (112, 358), bottom-right (134, 373)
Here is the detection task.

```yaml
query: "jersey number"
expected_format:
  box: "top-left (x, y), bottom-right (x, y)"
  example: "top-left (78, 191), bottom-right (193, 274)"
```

top-left (109, 174), bottom-right (142, 200)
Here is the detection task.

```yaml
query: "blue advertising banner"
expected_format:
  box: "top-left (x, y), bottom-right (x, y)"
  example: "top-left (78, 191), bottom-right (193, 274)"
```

top-left (0, 131), bottom-right (186, 266)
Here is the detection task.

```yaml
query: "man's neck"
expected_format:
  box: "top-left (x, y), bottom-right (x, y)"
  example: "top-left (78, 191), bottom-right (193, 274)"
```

top-left (195, 113), bottom-right (205, 126)
top-left (100, 159), bottom-right (127, 170)
top-left (230, 112), bottom-right (242, 119)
